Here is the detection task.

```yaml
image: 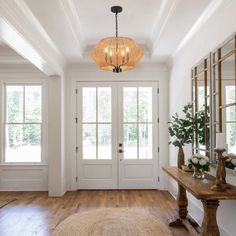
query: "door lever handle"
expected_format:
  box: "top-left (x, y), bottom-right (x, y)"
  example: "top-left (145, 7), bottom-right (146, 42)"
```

top-left (118, 149), bottom-right (125, 153)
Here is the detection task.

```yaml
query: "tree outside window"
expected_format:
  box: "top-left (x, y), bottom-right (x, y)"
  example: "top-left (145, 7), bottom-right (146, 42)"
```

top-left (5, 85), bottom-right (42, 163)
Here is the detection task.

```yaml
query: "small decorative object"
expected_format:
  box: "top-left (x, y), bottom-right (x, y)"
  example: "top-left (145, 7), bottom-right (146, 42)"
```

top-left (181, 165), bottom-right (194, 172)
top-left (187, 153), bottom-right (210, 179)
top-left (168, 103), bottom-right (194, 168)
top-left (211, 148), bottom-right (226, 192)
top-left (216, 133), bottom-right (226, 149)
top-left (193, 168), bottom-right (205, 179)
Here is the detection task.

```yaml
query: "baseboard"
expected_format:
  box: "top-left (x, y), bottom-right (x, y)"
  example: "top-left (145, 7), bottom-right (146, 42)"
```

top-left (168, 178), bottom-right (230, 236)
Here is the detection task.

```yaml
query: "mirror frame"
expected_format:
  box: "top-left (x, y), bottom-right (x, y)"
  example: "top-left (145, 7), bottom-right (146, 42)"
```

top-left (191, 33), bottom-right (236, 164)
top-left (191, 55), bottom-right (212, 160)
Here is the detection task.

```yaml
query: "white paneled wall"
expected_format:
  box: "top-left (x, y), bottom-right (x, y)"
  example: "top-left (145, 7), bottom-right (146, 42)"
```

top-left (0, 165), bottom-right (47, 191)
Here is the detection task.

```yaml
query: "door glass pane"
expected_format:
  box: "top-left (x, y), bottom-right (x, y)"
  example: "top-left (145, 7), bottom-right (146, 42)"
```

top-left (98, 88), bottom-right (111, 122)
top-left (123, 87), bottom-right (137, 122)
top-left (139, 124), bottom-right (152, 159)
top-left (139, 87), bottom-right (152, 122)
top-left (83, 124), bottom-right (96, 159)
top-left (83, 88), bottom-right (96, 122)
top-left (6, 86), bottom-right (23, 123)
top-left (98, 124), bottom-right (111, 159)
top-left (25, 86), bottom-right (42, 122)
top-left (123, 124), bottom-right (137, 159)
top-left (5, 124), bottom-right (41, 162)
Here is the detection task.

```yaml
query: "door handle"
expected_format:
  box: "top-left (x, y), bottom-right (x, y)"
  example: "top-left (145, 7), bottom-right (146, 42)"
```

top-left (118, 149), bottom-right (125, 153)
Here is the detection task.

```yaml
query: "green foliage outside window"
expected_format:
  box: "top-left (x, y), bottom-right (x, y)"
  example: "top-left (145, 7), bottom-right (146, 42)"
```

top-left (6, 86), bottom-right (41, 149)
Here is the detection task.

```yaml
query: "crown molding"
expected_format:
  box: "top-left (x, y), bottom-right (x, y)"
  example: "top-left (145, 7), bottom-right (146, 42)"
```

top-left (0, 0), bottom-right (65, 75)
top-left (172, 0), bottom-right (225, 59)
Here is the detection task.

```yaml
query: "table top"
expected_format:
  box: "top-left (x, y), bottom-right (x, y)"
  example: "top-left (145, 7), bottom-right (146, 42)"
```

top-left (162, 166), bottom-right (236, 200)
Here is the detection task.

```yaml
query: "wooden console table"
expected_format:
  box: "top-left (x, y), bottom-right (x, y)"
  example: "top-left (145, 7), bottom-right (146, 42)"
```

top-left (162, 166), bottom-right (236, 236)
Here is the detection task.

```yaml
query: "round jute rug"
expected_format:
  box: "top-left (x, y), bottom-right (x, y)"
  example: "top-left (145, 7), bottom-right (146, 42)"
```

top-left (52, 208), bottom-right (172, 236)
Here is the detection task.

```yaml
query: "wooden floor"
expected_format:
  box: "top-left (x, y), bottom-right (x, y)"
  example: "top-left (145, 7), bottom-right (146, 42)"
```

top-left (0, 190), bottom-right (198, 236)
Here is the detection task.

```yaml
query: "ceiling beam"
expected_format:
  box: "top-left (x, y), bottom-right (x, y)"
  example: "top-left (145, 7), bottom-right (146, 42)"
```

top-left (0, 47), bottom-right (29, 64)
top-left (0, 0), bottom-right (65, 76)
top-left (149, 0), bottom-right (179, 56)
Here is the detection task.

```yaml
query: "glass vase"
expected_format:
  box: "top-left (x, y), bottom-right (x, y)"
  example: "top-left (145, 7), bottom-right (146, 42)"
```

top-left (192, 167), bottom-right (205, 179)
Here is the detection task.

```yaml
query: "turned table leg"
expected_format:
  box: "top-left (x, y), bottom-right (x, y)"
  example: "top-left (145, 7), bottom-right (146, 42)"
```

top-left (169, 183), bottom-right (188, 227)
top-left (201, 200), bottom-right (220, 236)
top-left (178, 184), bottom-right (188, 218)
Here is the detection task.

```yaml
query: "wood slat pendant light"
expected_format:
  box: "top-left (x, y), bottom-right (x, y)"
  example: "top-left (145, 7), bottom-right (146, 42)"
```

top-left (91, 6), bottom-right (143, 73)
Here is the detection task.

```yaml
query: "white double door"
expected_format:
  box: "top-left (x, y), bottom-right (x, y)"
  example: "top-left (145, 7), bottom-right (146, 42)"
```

top-left (76, 81), bottom-right (159, 189)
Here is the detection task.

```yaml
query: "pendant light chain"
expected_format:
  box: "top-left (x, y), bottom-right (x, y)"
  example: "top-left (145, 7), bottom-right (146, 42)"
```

top-left (115, 12), bottom-right (118, 38)
top-left (115, 11), bottom-right (118, 68)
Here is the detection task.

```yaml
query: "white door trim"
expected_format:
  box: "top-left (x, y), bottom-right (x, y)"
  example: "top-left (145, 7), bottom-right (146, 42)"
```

top-left (76, 81), bottom-right (159, 189)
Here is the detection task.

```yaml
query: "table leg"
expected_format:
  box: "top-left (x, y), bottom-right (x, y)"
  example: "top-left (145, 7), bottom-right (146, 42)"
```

top-left (169, 183), bottom-right (188, 227)
top-left (201, 200), bottom-right (220, 236)
top-left (178, 184), bottom-right (188, 218)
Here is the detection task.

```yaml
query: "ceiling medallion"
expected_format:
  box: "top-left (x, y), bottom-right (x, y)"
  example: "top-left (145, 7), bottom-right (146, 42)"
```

top-left (91, 6), bottom-right (143, 73)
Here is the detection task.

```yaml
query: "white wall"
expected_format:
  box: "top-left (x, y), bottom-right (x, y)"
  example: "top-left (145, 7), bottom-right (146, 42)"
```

top-left (48, 75), bottom-right (67, 196)
top-left (65, 62), bottom-right (169, 191)
top-left (169, 1), bottom-right (236, 235)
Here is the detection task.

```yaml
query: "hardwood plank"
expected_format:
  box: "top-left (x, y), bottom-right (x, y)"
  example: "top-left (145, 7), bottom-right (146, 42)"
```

top-left (0, 190), bottom-right (198, 236)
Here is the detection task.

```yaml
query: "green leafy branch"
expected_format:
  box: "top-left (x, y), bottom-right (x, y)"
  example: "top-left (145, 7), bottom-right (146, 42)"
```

top-left (168, 103), bottom-right (194, 148)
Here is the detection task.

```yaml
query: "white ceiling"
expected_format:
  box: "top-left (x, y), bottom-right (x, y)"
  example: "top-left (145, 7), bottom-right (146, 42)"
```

top-left (0, 0), bottom-right (225, 71)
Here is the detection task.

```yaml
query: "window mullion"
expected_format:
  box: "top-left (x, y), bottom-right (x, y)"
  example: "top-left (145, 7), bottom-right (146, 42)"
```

top-left (23, 85), bottom-right (25, 123)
